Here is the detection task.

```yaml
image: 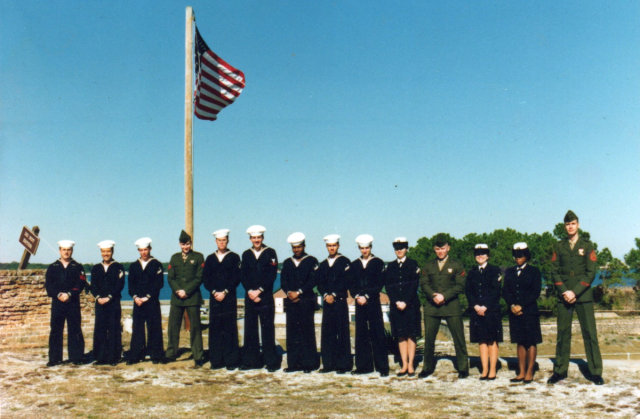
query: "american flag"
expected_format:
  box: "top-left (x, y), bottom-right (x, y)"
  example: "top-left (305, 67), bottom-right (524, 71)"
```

top-left (194, 27), bottom-right (245, 121)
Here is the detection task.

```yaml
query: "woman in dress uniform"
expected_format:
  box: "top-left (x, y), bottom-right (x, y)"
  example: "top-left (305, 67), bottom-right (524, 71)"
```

top-left (502, 242), bottom-right (542, 383)
top-left (465, 244), bottom-right (503, 380)
top-left (384, 237), bottom-right (421, 376)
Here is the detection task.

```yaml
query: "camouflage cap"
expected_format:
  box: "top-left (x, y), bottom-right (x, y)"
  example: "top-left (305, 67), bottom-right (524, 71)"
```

top-left (564, 210), bottom-right (578, 223)
top-left (179, 229), bottom-right (192, 243)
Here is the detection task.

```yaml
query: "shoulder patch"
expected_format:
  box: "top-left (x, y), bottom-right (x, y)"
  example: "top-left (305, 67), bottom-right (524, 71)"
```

top-left (157, 268), bottom-right (163, 274)
top-left (168, 264), bottom-right (172, 270)
top-left (416, 267), bottom-right (421, 274)
top-left (271, 258), bottom-right (277, 266)
top-left (201, 263), bottom-right (205, 268)
top-left (80, 272), bottom-right (86, 281)
top-left (460, 270), bottom-right (466, 277)
top-left (551, 252), bottom-right (557, 262)
top-left (589, 250), bottom-right (597, 262)
top-left (345, 265), bottom-right (350, 271)
top-left (119, 270), bottom-right (124, 278)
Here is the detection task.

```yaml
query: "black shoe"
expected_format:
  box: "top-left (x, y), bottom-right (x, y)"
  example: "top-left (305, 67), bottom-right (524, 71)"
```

top-left (547, 373), bottom-right (567, 384)
top-left (458, 371), bottom-right (469, 379)
top-left (336, 369), bottom-right (349, 375)
top-left (126, 360), bottom-right (139, 365)
top-left (267, 367), bottom-right (279, 372)
top-left (303, 369), bottom-right (313, 373)
top-left (226, 366), bottom-right (238, 371)
top-left (418, 370), bottom-right (434, 378)
top-left (407, 372), bottom-right (415, 377)
top-left (397, 371), bottom-right (408, 377)
top-left (590, 375), bottom-right (605, 385)
top-left (487, 376), bottom-right (496, 381)
top-left (479, 376), bottom-right (488, 381)
top-left (110, 361), bottom-right (119, 366)
top-left (510, 377), bottom-right (524, 383)
top-left (379, 372), bottom-right (389, 377)
top-left (523, 379), bottom-right (533, 384)
top-left (351, 369), bottom-right (373, 375)
top-left (318, 368), bottom-right (333, 373)
top-left (46, 360), bottom-right (61, 367)
top-left (284, 368), bottom-right (299, 373)
top-left (194, 359), bottom-right (206, 368)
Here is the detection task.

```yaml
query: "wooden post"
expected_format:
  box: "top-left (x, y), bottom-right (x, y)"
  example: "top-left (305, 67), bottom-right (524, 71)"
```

top-left (18, 226), bottom-right (40, 270)
top-left (183, 6), bottom-right (195, 332)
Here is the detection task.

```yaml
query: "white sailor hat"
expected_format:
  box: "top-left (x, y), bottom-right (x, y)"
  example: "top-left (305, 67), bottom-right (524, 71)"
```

top-left (355, 234), bottom-right (374, 247)
top-left (212, 229), bottom-right (230, 239)
top-left (323, 234), bottom-right (341, 244)
top-left (246, 225), bottom-right (266, 236)
top-left (474, 243), bottom-right (489, 250)
top-left (134, 237), bottom-right (152, 249)
top-left (393, 237), bottom-right (408, 244)
top-left (287, 232), bottom-right (306, 246)
top-left (513, 242), bottom-right (528, 250)
top-left (57, 240), bottom-right (75, 248)
top-left (392, 237), bottom-right (409, 250)
top-left (97, 240), bottom-right (115, 249)
top-left (474, 243), bottom-right (490, 255)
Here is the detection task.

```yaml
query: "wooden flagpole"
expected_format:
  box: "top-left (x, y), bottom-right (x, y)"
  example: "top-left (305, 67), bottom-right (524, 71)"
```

top-left (185, 6), bottom-right (194, 240)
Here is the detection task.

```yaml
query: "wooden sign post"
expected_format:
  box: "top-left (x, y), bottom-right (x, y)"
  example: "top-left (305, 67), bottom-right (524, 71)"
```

top-left (18, 226), bottom-right (40, 270)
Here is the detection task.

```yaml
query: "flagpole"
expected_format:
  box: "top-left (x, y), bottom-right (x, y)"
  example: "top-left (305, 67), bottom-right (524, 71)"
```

top-left (184, 6), bottom-right (194, 240)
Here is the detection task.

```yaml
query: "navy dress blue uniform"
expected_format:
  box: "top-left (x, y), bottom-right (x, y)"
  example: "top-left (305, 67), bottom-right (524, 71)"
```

top-left (317, 255), bottom-right (353, 372)
top-left (465, 264), bottom-right (503, 343)
top-left (384, 258), bottom-right (421, 339)
top-left (45, 259), bottom-right (87, 364)
top-left (128, 258), bottom-right (165, 362)
top-left (203, 250), bottom-right (241, 369)
top-left (502, 264), bottom-right (542, 347)
top-left (90, 261), bottom-right (125, 364)
top-left (280, 254), bottom-right (321, 371)
top-left (350, 256), bottom-right (389, 375)
top-left (240, 246), bottom-right (282, 370)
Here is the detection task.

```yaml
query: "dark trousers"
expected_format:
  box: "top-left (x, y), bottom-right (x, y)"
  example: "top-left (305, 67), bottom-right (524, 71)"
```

top-left (49, 301), bottom-right (84, 363)
top-left (354, 299), bottom-right (389, 373)
top-left (554, 301), bottom-right (603, 376)
top-left (422, 314), bottom-right (468, 373)
top-left (166, 304), bottom-right (203, 362)
top-left (242, 298), bottom-right (282, 370)
top-left (209, 296), bottom-right (240, 368)
top-left (285, 298), bottom-right (319, 371)
top-left (320, 299), bottom-right (352, 371)
top-left (93, 300), bottom-right (122, 363)
top-left (130, 300), bottom-right (164, 361)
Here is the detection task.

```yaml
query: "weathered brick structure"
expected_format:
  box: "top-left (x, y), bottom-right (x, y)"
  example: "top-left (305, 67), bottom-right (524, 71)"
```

top-left (0, 269), bottom-right (95, 349)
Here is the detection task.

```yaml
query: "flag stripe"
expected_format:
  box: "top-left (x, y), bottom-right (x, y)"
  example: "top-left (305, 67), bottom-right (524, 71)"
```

top-left (194, 27), bottom-right (245, 121)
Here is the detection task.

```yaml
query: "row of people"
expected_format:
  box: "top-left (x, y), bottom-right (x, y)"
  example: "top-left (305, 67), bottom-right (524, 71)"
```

top-left (44, 210), bottom-right (603, 384)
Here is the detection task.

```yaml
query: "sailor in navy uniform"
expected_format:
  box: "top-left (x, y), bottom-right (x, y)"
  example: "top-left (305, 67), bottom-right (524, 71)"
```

top-left (384, 237), bottom-right (421, 377)
top-left (281, 232), bottom-right (320, 373)
top-left (240, 225), bottom-right (282, 371)
top-left (127, 237), bottom-right (165, 364)
top-left (45, 239), bottom-right (87, 366)
top-left (203, 229), bottom-right (241, 370)
top-left (317, 234), bottom-right (353, 374)
top-left (90, 240), bottom-right (125, 365)
top-left (350, 234), bottom-right (389, 377)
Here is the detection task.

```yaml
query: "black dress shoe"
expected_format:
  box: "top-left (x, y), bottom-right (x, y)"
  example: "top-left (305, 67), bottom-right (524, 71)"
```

top-left (126, 359), bottom-right (139, 365)
top-left (267, 367), bottom-right (279, 372)
top-left (239, 365), bottom-right (253, 370)
top-left (479, 376), bottom-right (488, 381)
top-left (336, 369), bottom-right (349, 375)
top-left (351, 369), bottom-right (373, 375)
top-left (510, 377), bottom-right (524, 383)
top-left (46, 360), bottom-right (61, 367)
top-left (458, 371), bottom-right (469, 379)
top-left (418, 370), bottom-right (434, 378)
top-left (303, 369), bottom-right (314, 373)
top-left (226, 366), bottom-right (238, 371)
top-left (407, 372), bottom-right (415, 377)
top-left (379, 372), bottom-right (389, 377)
top-left (590, 375), bottom-right (605, 385)
top-left (523, 379), bottom-right (533, 384)
top-left (397, 371), bottom-right (408, 377)
top-left (284, 368), bottom-right (299, 373)
top-left (547, 373), bottom-right (567, 384)
top-left (487, 376), bottom-right (496, 381)
top-left (318, 368), bottom-right (334, 374)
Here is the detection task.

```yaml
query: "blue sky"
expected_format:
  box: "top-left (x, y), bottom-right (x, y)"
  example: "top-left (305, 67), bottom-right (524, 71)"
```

top-left (2, 1), bottom-right (639, 265)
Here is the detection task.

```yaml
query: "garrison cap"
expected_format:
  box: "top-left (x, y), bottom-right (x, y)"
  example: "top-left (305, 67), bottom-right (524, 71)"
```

top-left (97, 240), bottom-right (115, 249)
top-left (212, 229), bottom-right (230, 239)
top-left (134, 237), bottom-right (152, 249)
top-left (287, 232), bottom-right (306, 246)
top-left (564, 210), bottom-right (579, 223)
top-left (355, 234), bottom-right (374, 247)
top-left (57, 240), bottom-right (75, 248)
top-left (323, 234), bottom-right (340, 244)
top-left (246, 225), bottom-right (266, 237)
top-left (433, 233), bottom-right (449, 247)
top-left (474, 243), bottom-right (490, 256)
top-left (179, 230), bottom-right (192, 243)
top-left (392, 237), bottom-right (409, 250)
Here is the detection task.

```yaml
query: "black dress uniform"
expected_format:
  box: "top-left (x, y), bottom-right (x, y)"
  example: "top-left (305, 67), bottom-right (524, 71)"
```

top-left (45, 259), bottom-right (87, 364)
top-left (128, 258), bottom-right (164, 362)
top-left (465, 264), bottom-right (503, 344)
top-left (240, 246), bottom-right (282, 370)
top-left (280, 253), bottom-right (321, 372)
top-left (316, 255), bottom-right (353, 373)
top-left (502, 263), bottom-right (542, 347)
top-left (350, 256), bottom-right (389, 375)
top-left (384, 257), bottom-right (421, 339)
top-left (203, 250), bottom-right (241, 369)
top-left (90, 261), bottom-right (125, 364)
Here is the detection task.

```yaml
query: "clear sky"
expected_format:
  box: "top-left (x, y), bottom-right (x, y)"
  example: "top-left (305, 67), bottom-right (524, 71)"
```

top-left (2, 1), bottom-right (639, 265)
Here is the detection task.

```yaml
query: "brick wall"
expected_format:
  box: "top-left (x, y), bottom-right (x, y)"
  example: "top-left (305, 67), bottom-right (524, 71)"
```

top-left (0, 269), bottom-right (95, 349)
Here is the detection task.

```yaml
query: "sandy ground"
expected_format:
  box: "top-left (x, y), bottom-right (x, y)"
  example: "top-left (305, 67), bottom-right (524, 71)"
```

top-left (2, 316), bottom-right (639, 418)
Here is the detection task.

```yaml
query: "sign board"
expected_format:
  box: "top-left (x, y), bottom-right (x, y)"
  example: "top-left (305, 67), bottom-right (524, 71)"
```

top-left (19, 226), bottom-right (40, 255)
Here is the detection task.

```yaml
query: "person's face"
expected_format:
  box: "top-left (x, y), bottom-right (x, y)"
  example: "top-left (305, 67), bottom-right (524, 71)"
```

top-left (138, 246), bottom-right (151, 261)
top-left (514, 256), bottom-right (527, 266)
top-left (250, 235), bottom-right (263, 249)
top-left (101, 248), bottom-right (113, 263)
top-left (180, 241), bottom-right (192, 253)
top-left (394, 248), bottom-right (407, 259)
top-left (475, 254), bottom-right (488, 265)
top-left (359, 246), bottom-right (372, 258)
top-left (326, 243), bottom-right (339, 257)
top-left (59, 247), bottom-right (73, 261)
top-left (434, 244), bottom-right (450, 259)
top-left (292, 244), bottom-right (305, 258)
top-left (216, 237), bottom-right (228, 252)
top-left (565, 220), bottom-right (579, 237)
